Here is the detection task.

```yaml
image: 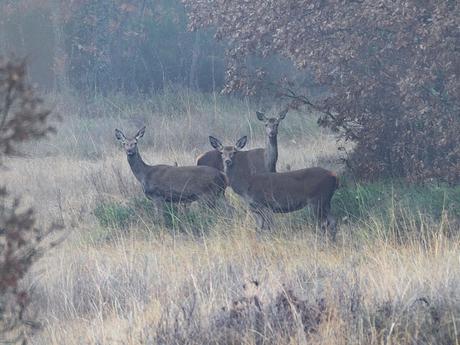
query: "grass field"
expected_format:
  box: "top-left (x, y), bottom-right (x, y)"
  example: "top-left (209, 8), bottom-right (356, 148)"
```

top-left (3, 89), bottom-right (459, 344)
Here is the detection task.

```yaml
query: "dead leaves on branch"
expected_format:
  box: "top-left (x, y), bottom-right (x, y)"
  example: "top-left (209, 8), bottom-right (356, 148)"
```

top-left (183, 0), bottom-right (460, 183)
top-left (0, 57), bottom-right (62, 344)
top-left (0, 58), bottom-right (57, 158)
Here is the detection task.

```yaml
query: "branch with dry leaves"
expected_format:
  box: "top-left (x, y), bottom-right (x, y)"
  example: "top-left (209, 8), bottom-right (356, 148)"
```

top-left (184, 0), bottom-right (460, 183)
top-left (0, 58), bottom-right (57, 159)
top-left (0, 57), bottom-right (62, 344)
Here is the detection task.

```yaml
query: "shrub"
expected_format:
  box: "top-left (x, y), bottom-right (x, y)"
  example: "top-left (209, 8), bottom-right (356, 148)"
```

top-left (0, 57), bottom-right (59, 343)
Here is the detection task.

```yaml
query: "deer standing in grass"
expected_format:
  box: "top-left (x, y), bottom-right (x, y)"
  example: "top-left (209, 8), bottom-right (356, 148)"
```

top-left (115, 127), bottom-right (226, 214)
top-left (209, 136), bottom-right (338, 238)
top-left (196, 109), bottom-right (288, 173)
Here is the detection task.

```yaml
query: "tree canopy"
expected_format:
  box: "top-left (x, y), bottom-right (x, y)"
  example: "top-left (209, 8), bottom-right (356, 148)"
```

top-left (184, 0), bottom-right (460, 183)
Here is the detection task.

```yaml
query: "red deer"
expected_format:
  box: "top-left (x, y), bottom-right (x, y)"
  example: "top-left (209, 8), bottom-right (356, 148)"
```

top-left (196, 109), bottom-right (288, 173)
top-left (115, 127), bottom-right (226, 212)
top-left (209, 136), bottom-right (338, 238)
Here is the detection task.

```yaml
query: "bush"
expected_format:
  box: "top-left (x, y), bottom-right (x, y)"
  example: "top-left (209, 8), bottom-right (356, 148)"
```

top-left (0, 58), bottom-right (59, 343)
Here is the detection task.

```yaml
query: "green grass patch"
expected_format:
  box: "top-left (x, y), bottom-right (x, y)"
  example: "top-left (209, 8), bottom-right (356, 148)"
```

top-left (93, 202), bottom-right (134, 229)
top-left (92, 181), bottom-right (460, 241)
top-left (93, 196), bottom-right (227, 235)
top-left (93, 197), bottom-right (155, 230)
top-left (333, 181), bottom-right (460, 221)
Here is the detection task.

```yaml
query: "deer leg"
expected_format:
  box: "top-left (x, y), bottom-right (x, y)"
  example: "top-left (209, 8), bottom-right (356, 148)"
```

top-left (204, 191), bottom-right (233, 214)
top-left (204, 195), bottom-right (218, 209)
top-left (252, 210), bottom-right (264, 230)
top-left (317, 198), bottom-right (337, 241)
top-left (252, 208), bottom-right (272, 231)
top-left (326, 213), bottom-right (337, 241)
top-left (150, 198), bottom-right (167, 224)
top-left (179, 202), bottom-right (188, 212)
top-left (263, 211), bottom-right (273, 231)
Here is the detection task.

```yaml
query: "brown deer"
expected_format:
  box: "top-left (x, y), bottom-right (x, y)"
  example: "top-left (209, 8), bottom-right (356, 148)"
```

top-left (209, 136), bottom-right (338, 237)
top-left (115, 127), bottom-right (226, 211)
top-left (196, 109), bottom-right (288, 173)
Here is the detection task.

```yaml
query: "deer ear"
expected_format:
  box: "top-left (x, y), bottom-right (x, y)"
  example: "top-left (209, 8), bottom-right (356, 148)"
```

top-left (115, 129), bottom-right (126, 142)
top-left (278, 108), bottom-right (288, 120)
top-left (235, 136), bottom-right (247, 150)
top-left (209, 136), bottom-right (223, 151)
top-left (256, 111), bottom-right (267, 122)
top-left (135, 126), bottom-right (146, 140)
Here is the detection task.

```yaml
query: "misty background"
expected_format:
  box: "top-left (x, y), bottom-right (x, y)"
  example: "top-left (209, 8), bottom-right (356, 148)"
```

top-left (0, 0), bottom-right (303, 97)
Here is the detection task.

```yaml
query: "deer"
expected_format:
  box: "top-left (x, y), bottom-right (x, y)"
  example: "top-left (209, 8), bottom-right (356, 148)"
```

top-left (196, 108), bottom-right (288, 173)
top-left (115, 127), bottom-right (227, 215)
top-left (208, 135), bottom-right (338, 238)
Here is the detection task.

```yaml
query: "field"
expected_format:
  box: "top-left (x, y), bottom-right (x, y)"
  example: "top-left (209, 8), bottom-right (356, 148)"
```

top-left (3, 89), bottom-right (460, 344)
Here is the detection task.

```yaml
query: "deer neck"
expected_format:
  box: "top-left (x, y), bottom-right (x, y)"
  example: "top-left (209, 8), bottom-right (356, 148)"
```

top-left (264, 134), bottom-right (278, 173)
top-left (127, 150), bottom-right (148, 185)
top-left (225, 154), bottom-right (252, 196)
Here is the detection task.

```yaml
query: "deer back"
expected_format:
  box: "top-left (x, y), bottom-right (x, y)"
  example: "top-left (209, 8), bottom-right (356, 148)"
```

top-left (143, 165), bottom-right (226, 203)
top-left (245, 167), bottom-right (338, 213)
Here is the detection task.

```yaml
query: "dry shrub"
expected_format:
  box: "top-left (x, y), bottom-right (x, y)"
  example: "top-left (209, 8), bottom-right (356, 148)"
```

top-left (145, 267), bottom-right (460, 345)
top-left (0, 57), bottom-right (60, 344)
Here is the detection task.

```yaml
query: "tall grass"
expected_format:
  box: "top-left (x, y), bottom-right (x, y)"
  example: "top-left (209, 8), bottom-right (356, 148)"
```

top-left (2, 89), bottom-right (458, 344)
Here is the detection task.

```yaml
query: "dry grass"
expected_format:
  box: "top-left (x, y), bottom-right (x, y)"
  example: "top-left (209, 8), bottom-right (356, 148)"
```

top-left (2, 89), bottom-right (459, 344)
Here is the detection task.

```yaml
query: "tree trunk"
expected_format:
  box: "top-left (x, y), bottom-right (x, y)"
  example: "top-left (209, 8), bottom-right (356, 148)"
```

top-left (189, 32), bottom-right (200, 90)
top-left (0, 18), bottom-right (7, 56)
top-left (50, 1), bottom-right (69, 92)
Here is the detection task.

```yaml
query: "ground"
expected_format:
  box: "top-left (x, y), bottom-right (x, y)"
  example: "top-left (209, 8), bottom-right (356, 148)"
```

top-left (3, 89), bottom-right (459, 344)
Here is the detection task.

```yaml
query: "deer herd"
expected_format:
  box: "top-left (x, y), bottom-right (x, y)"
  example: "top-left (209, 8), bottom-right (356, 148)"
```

top-left (115, 109), bottom-right (339, 239)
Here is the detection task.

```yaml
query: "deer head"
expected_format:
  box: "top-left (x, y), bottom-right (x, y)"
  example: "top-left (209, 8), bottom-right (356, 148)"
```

top-left (115, 126), bottom-right (145, 156)
top-left (209, 135), bottom-right (247, 168)
top-left (256, 108), bottom-right (288, 138)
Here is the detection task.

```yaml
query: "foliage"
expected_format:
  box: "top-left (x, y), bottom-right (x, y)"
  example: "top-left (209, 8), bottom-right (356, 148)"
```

top-left (0, 0), bottom-right (301, 96)
top-left (58, 0), bottom-right (225, 93)
top-left (184, 0), bottom-right (460, 183)
top-left (0, 58), bottom-right (59, 344)
top-left (0, 59), bottom-right (55, 157)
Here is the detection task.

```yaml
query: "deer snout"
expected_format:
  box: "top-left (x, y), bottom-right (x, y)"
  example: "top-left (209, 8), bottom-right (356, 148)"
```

top-left (125, 143), bottom-right (137, 155)
top-left (224, 159), bottom-right (232, 166)
top-left (267, 127), bottom-right (278, 137)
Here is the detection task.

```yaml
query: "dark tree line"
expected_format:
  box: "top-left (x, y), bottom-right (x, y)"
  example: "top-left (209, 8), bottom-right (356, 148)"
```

top-left (0, 1), bottom-right (298, 96)
top-left (0, 0), bottom-right (227, 94)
